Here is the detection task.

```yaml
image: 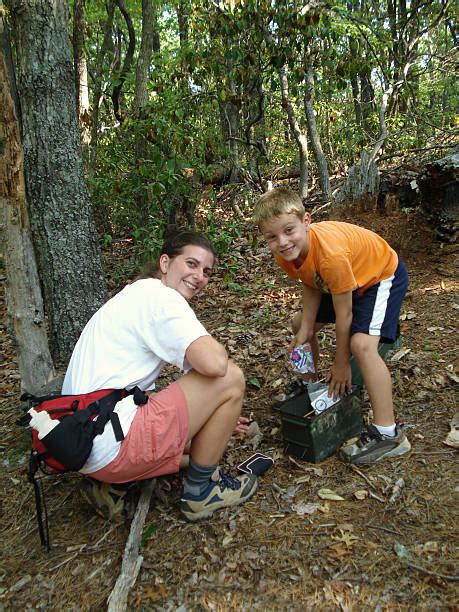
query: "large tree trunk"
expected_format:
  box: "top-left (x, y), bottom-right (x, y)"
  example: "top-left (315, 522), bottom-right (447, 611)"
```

top-left (9, 0), bottom-right (107, 364)
top-left (0, 14), bottom-right (55, 391)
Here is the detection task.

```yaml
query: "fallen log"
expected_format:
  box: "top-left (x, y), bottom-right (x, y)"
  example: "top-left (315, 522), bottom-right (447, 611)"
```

top-left (107, 478), bottom-right (157, 611)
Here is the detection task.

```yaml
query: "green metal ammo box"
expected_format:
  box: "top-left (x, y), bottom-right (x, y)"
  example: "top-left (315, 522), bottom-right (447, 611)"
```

top-left (279, 389), bottom-right (363, 462)
top-left (279, 336), bottom-right (402, 462)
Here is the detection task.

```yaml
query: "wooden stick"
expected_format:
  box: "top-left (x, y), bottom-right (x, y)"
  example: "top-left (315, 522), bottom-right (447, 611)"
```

top-left (405, 561), bottom-right (459, 582)
top-left (350, 465), bottom-right (378, 491)
top-left (107, 479), bottom-right (156, 611)
top-left (367, 524), bottom-right (403, 537)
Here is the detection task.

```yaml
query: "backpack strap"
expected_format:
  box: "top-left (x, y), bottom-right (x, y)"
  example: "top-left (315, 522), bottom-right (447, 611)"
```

top-left (91, 387), bottom-right (148, 442)
top-left (90, 389), bottom-right (125, 440)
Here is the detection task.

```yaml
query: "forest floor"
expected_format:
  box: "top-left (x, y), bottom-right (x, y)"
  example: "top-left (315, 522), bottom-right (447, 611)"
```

top-left (0, 194), bottom-right (457, 610)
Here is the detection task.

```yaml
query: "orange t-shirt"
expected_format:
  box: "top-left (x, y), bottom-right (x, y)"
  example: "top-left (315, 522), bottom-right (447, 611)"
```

top-left (276, 221), bottom-right (398, 295)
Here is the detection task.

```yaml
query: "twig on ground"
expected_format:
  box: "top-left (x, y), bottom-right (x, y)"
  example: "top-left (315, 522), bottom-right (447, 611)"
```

top-left (47, 548), bottom-right (83, 572)
top-left (88, 524), bottom-right (119, 550)
top-left (367, 524), bottom-right (403, 537)
top-left (404, 561), bottom-right (459, 582)
top-left (412, 450), bottom-right (456, 455)
top-left (368, 490), bottom-right (386, 503)
top-left (349, 465), bottom-right (378, 490)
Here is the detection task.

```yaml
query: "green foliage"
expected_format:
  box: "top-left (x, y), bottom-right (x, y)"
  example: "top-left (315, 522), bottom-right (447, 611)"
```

top-left (83, 0), bottom-right (456, 237)
top-left (141, 522), bottom-right (156, 547)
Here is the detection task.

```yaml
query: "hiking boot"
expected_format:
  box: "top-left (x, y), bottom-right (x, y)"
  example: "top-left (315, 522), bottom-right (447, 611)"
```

top-left (78, 478), bottom-right (133, 521)
top-left (180, 467), bottom-right (258, 522)
top-left (340, 424), bottom-right (411, 465)
top-left (273, 379), bottom-right (308, 410)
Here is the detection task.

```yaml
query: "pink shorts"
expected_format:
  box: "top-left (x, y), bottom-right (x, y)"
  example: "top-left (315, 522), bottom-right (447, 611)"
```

top-left (87, 381), bottom-right (189, 484)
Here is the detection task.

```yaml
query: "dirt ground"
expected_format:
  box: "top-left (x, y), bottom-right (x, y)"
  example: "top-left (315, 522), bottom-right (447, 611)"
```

top-left (0, 204), bottom-right (457, 610)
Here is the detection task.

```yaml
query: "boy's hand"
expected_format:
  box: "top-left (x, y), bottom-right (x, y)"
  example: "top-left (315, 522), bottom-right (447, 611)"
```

top-left (289, 325), bottom-right (314, 353)
top-left (326, 362), bottom-right (352, 399)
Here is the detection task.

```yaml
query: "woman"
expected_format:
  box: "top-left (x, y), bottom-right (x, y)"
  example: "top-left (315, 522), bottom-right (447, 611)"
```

top-left (62, 230), bottom-right (258, 522)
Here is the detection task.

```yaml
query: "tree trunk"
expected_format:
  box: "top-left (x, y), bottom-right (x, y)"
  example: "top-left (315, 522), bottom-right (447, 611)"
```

top-left (334, 85), bottom-right (392, 211)
top-left (9, 0), bottom-right (107, 364)
top-left (278, 65), bottom-right (308, 201)
top-left (134, 0), bottom-right (155, 114)
top-left (73, 0), bottom-right (90, 157)
top-left (0, 15), bottom-right (55, 391)
top-left (89, 0), bottom-right (115, 175)
top-left (303, 59), bottom-right (331, 201)
top-left (219, 83), bottom-right (241, 183)
top-left (111, 0), bottom-right (135, 122)
top-left (176, 0), bottom-right (189, 80)
top-left (132, 0), bottom-right (157, 225)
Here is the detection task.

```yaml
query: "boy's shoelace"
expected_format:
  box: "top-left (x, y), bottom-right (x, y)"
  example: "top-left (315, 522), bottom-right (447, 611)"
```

top-left (357, 426), bottom-right (383, 447)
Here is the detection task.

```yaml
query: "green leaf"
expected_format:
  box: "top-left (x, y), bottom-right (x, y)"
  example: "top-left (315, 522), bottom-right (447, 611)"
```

top-left (248, 377), bottom-right (261, 389)
top-left (141, 522), bottom-right (156, 546)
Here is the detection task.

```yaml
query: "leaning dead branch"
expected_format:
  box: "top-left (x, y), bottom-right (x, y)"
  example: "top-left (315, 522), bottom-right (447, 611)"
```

top-left (107, 479), bottom-right (156, 611)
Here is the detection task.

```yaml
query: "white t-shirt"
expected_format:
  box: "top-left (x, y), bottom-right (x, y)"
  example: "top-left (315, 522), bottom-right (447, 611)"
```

top-left (62, 278), bottom-right (209, 473)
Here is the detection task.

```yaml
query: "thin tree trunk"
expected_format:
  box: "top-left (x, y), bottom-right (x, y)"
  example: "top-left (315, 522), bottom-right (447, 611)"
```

top-left (89, 0), bottom-right (115, 175)
top-left (134, 0), bottom-right (155, 113)
top-left (176, 0), bottom-right (189, 81)
top-left (218, 80), bottom-right (241, 183)
top-left (0, 14), bottom-right (54, 391)
top-left (279, 65), bottom-right (308, 200)
top-left (133, 0), bottom-right (157, 223)
top-left (10, 0), bottom-right (107, 364)
top-left (73, 0), bottom-right (90, 157)
top-left (303, 58), bottom-right (331, 201)
top-left (111, 0), bottom-right (136, 122)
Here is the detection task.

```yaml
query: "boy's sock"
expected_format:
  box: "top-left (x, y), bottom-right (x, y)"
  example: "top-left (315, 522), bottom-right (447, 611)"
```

top-left (373, 423), bottom-right (396, 437)
top-left (183, 457), bottom-right (218, 496)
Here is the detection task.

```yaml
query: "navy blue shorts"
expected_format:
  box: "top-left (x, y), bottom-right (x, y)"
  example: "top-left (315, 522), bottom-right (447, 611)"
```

top-left (316, 258), bottom-right (408, 342)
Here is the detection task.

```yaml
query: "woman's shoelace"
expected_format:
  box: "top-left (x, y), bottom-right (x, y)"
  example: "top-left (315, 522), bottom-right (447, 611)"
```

top-left (218, 470), bottom-right (241, 490)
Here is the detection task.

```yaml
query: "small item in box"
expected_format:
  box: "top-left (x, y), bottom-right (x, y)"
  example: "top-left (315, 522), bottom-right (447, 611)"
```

top-left (310, 387), bottom-right (341, 415)
top-left (290, 343), bottom-right (315, 375)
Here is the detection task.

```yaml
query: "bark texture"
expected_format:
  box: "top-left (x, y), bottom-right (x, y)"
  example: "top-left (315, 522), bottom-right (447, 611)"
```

top-left (0, 25), bottom-right (54, 393)
top-left (0, 17), bottom-right (55, 391)
top-left (9, 0), bottom-right (107, 364)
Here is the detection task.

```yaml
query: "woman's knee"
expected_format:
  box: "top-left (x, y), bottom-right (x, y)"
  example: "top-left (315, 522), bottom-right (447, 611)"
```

top-left (225, 360), bottom-right (245, 397)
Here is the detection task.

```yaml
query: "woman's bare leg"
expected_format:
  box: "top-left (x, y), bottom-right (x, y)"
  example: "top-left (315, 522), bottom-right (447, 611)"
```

top-left (177, 360), bottom-right (245, 466)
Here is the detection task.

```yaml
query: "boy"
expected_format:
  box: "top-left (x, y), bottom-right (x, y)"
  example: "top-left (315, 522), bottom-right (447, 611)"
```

top-left (254, 187), bottom-right (410, 465)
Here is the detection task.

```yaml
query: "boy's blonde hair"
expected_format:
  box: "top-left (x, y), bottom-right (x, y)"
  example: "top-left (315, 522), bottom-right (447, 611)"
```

top-left (253, 188), bottom-right (305, 225)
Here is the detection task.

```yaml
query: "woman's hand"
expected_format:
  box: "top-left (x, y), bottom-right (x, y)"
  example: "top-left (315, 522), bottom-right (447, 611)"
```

top-left (326, 362), bottom-right (352, 400)
top-left (233, 416), bottom-right (251, 435)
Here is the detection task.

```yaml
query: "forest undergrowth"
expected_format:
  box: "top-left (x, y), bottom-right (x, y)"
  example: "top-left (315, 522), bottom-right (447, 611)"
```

top-left (0, 198), bottom-right (457, 610)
